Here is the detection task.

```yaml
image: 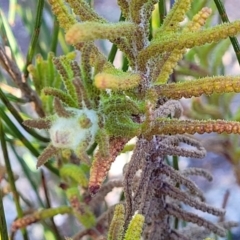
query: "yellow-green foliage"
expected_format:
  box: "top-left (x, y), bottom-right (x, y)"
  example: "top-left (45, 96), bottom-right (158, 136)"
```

top-left (123, 213), bottom-right (145, 240)
top-left (138, 20), bottom-right (240, 69)
top-left (94, 71), bottom-right (141, 91)
top-left (108, 205), bottom-right (145, 240)
top-left (155, 7), bottom-right (212, 84)
top-left (27, 53), bottom-right (62, 113)
top-left (65, 22), bottom-right (135, 44)
top-left (150, 76), bottom-right (240, 100)
top-left (60, 164), bottom-right (88, 187)
top-left (108, 204), bottom-right (125, 240)
top-left (156, 0), bottom-right (192, 34)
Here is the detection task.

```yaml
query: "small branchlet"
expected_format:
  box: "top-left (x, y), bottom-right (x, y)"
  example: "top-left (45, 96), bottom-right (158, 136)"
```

top-left (89, 137), bottom-right (128, 194)
top-left (43, 87), bottom-right (77, 108)
top-left (158, 135), bottom-right (206, 159)
top-left (160, 164), bottom-right (206, 201)
top-left (139, 20), bottom-right (240, 68)
top-left (65, 22), bottom-right (136, 44)
top-left (165, 204), bottom-right (226, 237)
top-left (36, 144), bottom-right (58, 168)
top-left (118, 0), bottom-right (129, 19)
top-left (161, 182), bottom-right (225, 216)
top-left (182, 168), bottom-right (213, 182)
top-left (94, 71), bottom-right (141, 91)
top-left (23, 118), bottom-right (51, 129)
top-left (156, 0), bottom-right (193, 35)
top-left (66, 0), bottom-right (106, 22)
top-left (54, 97), bottom-right (73, 118)
top-left (48, 0), bottom-right (77, 30)
top-left (108, 204), bottom-right (125, 240)
top-left (72, 77), bottom-right (92, 109)
top-left (154, 7), bottom-right (212, 84)
top-left (123, 213), bottom-right (145, 240)
top-left (11, 206), bottom-right (72, 232)
top-left (151, 76), bottom-right (240, 99)
top-left (150, 118), bottom-right (240, 136)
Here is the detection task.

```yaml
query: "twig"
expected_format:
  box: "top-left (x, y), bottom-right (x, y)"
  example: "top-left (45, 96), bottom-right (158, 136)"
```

top-left (219, 189), bottom-right (230, 222)
top-left (0, 46), bottom-right (45, 117)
